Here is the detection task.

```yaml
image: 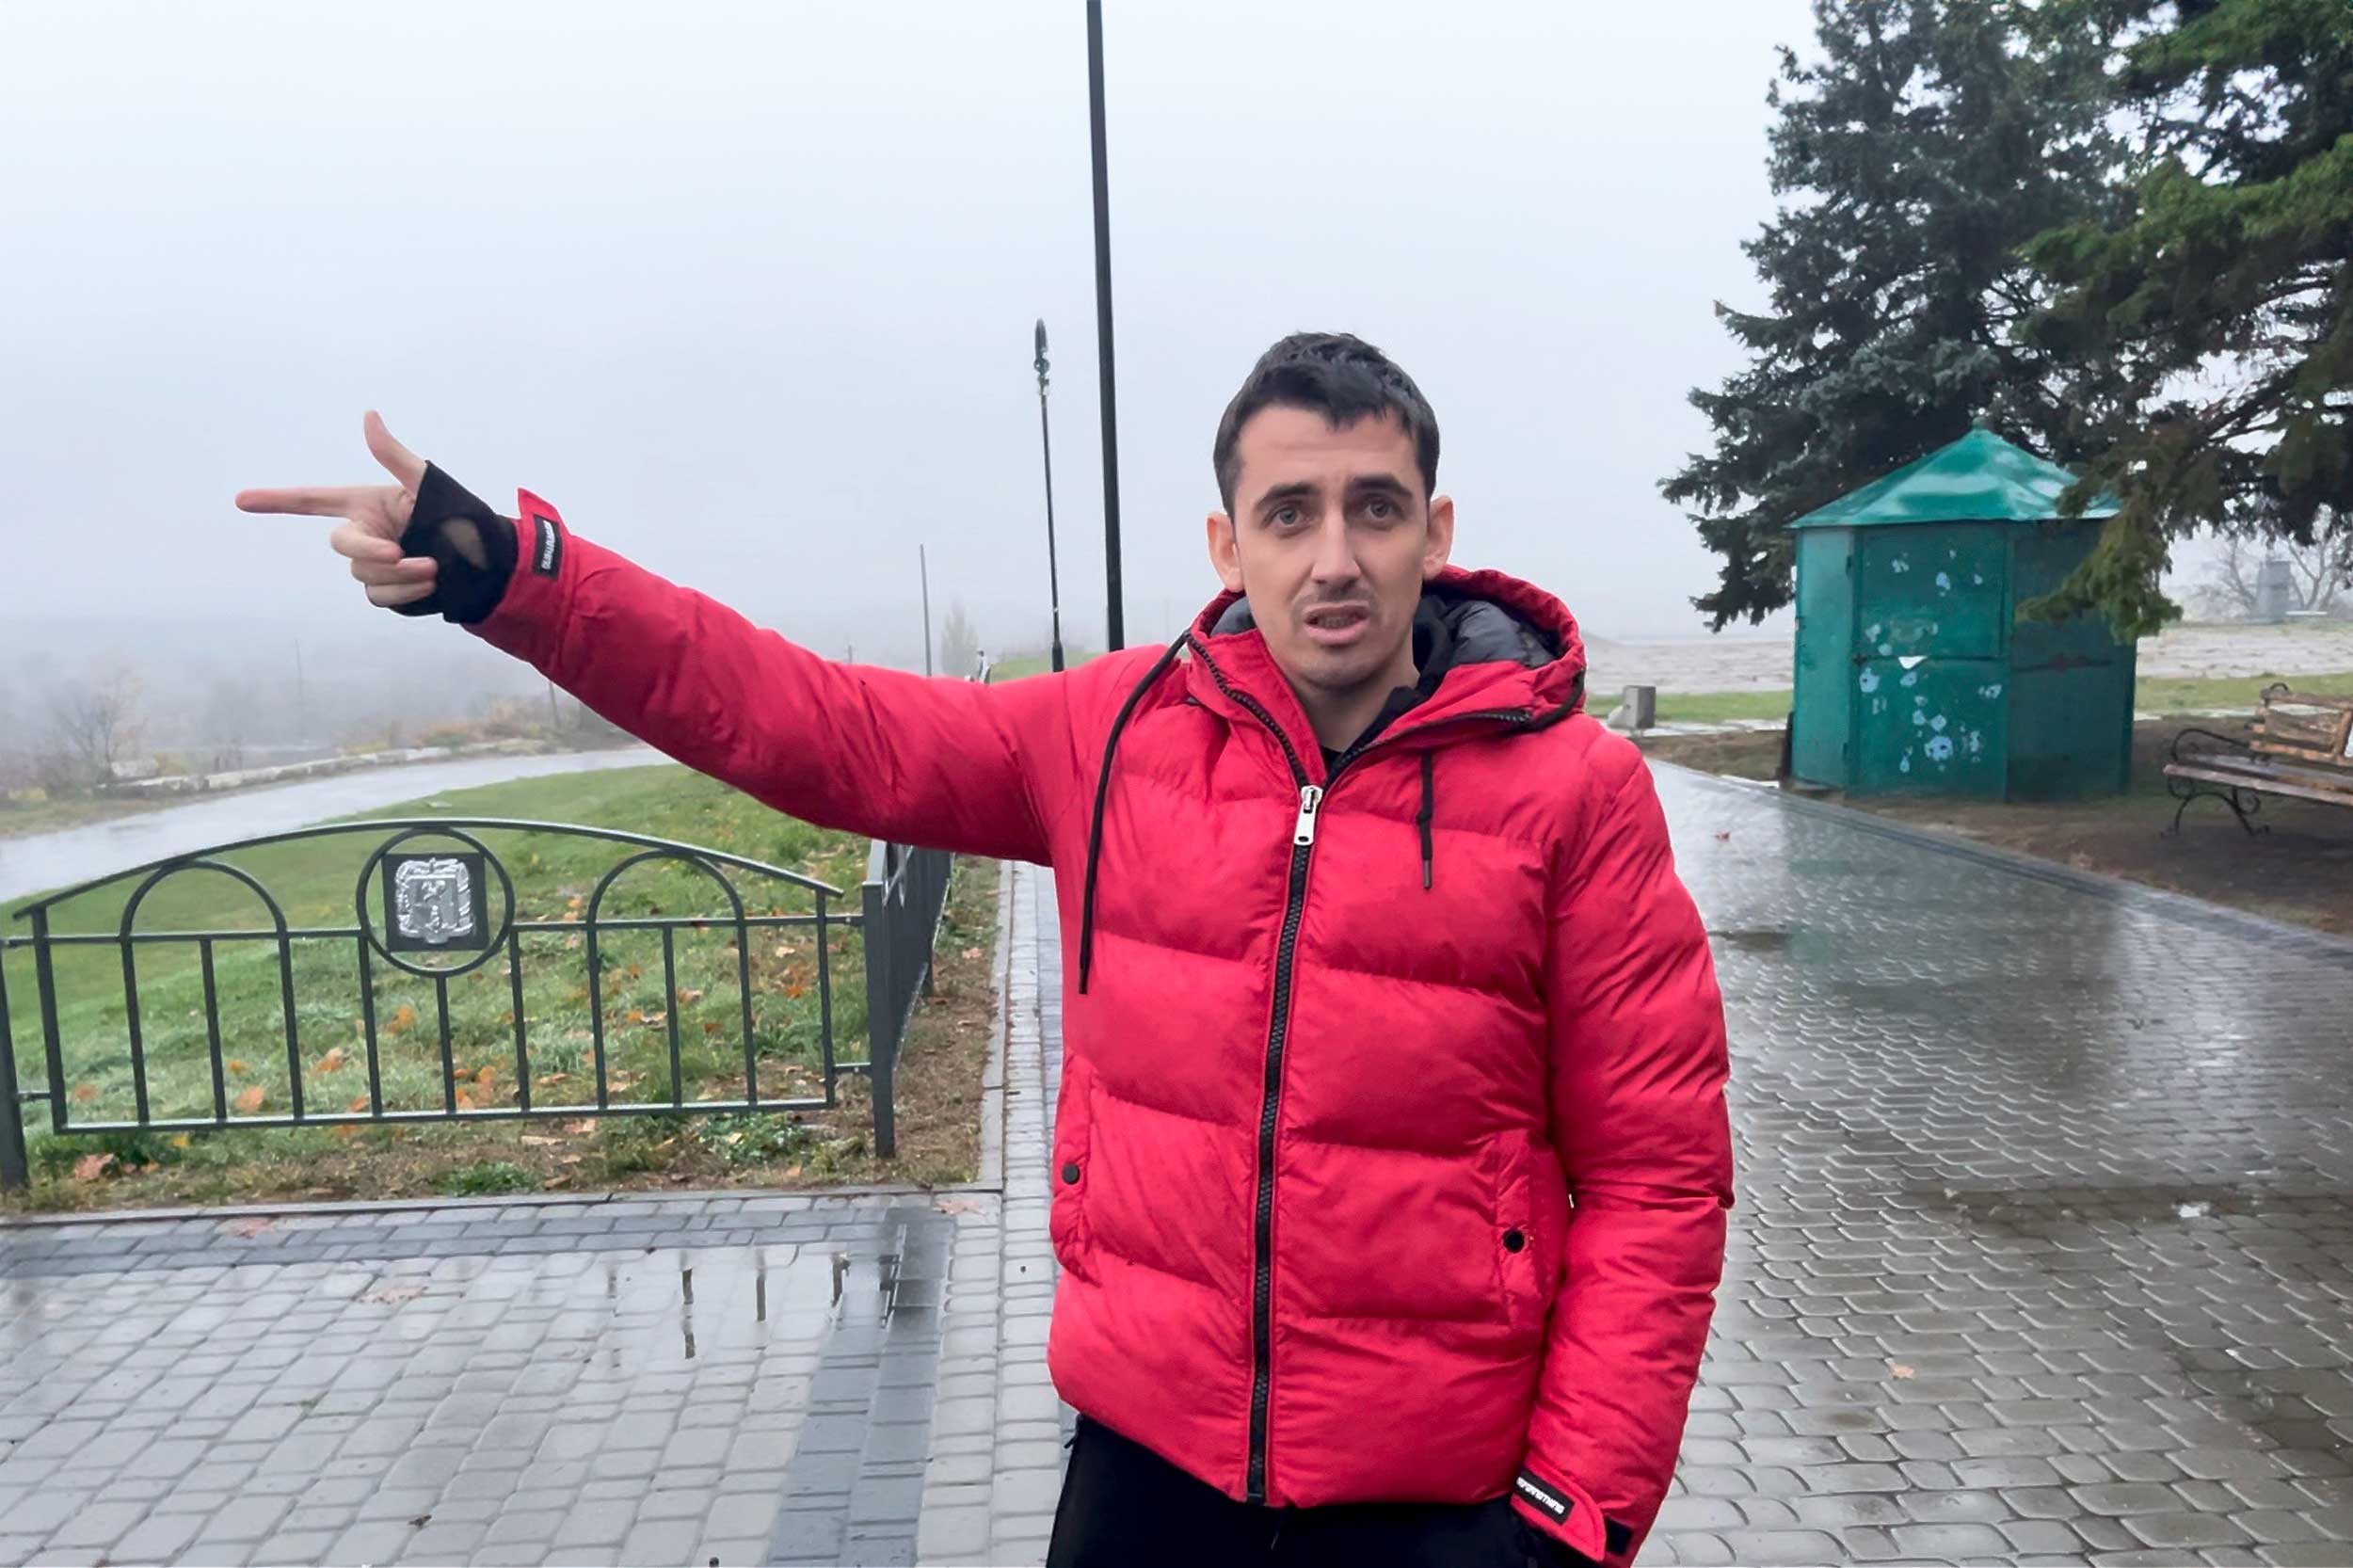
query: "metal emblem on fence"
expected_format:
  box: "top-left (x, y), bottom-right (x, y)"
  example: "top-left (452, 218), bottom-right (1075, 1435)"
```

top-left (385, 853), bottom-right (488, 952)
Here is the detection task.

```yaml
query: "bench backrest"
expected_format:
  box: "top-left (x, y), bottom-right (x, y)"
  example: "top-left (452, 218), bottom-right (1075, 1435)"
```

top-left (2252, 683), bottom-right (2353, 769)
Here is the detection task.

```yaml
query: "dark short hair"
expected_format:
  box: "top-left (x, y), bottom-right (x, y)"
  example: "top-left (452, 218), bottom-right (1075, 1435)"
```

top-left (1211, 332), bottom-right (1440, 514)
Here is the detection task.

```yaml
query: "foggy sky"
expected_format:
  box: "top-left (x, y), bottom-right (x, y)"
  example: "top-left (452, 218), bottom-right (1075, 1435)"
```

top-left (5, 0), bottom-right (1819, 690)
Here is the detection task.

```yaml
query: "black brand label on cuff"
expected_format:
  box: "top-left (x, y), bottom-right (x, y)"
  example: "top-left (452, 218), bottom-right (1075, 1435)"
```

top-left (531, 514), bottom-right (563, 578)
top-left (1514, 1471), bottom-right (1571, 1525)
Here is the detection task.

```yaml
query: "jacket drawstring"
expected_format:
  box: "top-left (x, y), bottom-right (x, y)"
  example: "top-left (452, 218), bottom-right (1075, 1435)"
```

top-left (1078, 633), bottom-right (1189, 995)
top-left (1417, 749), bottom-right (1437, 890)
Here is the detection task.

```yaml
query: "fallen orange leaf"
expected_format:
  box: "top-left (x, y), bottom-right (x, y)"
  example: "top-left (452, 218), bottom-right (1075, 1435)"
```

top-left (563, 1119), bottom-right (597, 1135)
top-left (676, 988), bottom-right (704, 1006)
top-left (225, 1058), bottom-right (249, 1075)
top-left (69, 1083), bottom-right (99, 1104)
top-left (72, 1152), bottom-right (117, 1181)
top-left (348, 1095), bottom-right (372, 1112)
top-left (702, 1021), bottom-right (721, 1036)
top-left (474, 1065), bottom-right (496, 1087)
top-left (233, 1086), bottom-right (265, 1114)
top-left (312, 1047), bottom-right (348, 1074)
top-left (455, 1088), bottom-right (476, 1111)
top-left (385, 1004), bottom-right (418, 1037)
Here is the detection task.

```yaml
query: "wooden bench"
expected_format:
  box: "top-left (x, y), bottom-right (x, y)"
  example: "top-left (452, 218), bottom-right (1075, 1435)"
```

top-left (2163, 682), bottom-right (2353, 835)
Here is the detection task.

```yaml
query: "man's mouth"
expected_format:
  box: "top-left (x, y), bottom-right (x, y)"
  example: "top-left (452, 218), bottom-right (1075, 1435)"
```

top-left (1301, 603), bottom-right (1370, 645)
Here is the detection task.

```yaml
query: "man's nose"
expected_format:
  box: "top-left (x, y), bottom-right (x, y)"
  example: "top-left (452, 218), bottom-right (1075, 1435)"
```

top-left (1308, 517), bottom-right (1360, 585)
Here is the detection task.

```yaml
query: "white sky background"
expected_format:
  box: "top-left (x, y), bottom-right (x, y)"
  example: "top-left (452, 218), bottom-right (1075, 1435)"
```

top-left (5, 0), bottom-right (1829, 702)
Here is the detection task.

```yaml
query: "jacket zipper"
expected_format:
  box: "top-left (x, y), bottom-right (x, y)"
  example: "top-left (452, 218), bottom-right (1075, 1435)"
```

top-left (1190, 636), bottom-right (1541, 1502)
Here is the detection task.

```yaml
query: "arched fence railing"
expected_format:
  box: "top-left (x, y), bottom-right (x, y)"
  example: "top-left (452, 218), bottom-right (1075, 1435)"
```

top-left (0, 818), bottom-right (956, 1187)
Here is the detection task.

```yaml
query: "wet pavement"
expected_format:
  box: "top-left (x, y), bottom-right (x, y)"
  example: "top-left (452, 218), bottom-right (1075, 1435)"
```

top-left (0, 1195), bottom-right (954, 1566)
top-left (0, 747), bottom-right (663, 904)
top-left (3, 762), bottom-right (2352, 1566)
top-left (1654, 773), bottom-right (2353, 1567)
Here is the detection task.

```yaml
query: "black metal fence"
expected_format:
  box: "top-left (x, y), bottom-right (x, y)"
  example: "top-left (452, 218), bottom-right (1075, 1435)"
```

top-left (0, 818), bottom-right (959, 1188)
top-left (859, 840), bottom-right (956, 1160)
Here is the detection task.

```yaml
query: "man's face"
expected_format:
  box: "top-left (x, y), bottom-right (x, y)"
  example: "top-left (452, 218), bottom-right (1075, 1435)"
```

top-left (1207, 405), bottom-right (1454, 697)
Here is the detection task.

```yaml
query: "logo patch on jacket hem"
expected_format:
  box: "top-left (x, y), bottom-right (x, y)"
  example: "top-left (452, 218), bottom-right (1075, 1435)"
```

top-left (1514, 1471), bottom-right (1571, 1524)
top-left (531, 515), bottom-right (562, 577)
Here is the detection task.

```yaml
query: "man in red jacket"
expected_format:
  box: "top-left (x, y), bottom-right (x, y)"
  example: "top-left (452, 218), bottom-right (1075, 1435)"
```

top-left (241, 332), bottom-right (1732, 1567)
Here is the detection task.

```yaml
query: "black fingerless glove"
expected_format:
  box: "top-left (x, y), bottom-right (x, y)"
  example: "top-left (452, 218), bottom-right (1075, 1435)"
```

top-left (392, 462), bottom-right (520, 625)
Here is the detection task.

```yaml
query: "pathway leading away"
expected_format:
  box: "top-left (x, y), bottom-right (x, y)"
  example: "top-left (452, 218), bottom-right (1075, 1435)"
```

top-left (2, 765), bottom-right (2350, 1566)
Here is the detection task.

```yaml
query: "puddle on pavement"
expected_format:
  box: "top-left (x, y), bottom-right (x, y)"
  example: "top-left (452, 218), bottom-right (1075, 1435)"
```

top-left (570, 1238), bottom-right (911, 1368)
top-left (1708, 927), bottom-right (1840, 964)
top-left (1907, 1180), bottom-right (2297, 1235)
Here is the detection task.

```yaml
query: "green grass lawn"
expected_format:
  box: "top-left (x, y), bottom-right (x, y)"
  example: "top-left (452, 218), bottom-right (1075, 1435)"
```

top-left (987, 648), bottom-right (1099, 681)
top-left (1593, 668), bottom-right (2353, 727)
top-left (0, 764), bottom-right (906, 1202)
top-left (2132, 668), bottom-right (2353, 714)
top-left (1593, 689), bottom-right (1794, 726)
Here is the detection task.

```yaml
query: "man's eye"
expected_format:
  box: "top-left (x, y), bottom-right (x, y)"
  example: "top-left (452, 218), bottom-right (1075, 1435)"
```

top-left (1273, 506), bottom-right (1302, 527)
top-left (1365, 498), bottom-right (1395, 520)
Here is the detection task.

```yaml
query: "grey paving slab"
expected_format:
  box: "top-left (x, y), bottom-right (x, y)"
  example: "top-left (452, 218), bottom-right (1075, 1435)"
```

top-left (0, 1192), bottom-right (952, 1568)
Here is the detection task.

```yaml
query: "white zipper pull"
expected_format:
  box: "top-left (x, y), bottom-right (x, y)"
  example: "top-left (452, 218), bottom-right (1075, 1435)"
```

top-left (1292, 784), bottom-right (1324, 847)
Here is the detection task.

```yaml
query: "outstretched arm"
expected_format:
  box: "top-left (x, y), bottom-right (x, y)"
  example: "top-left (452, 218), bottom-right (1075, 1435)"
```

top-left (238, 413), bottom-right (1070, 864)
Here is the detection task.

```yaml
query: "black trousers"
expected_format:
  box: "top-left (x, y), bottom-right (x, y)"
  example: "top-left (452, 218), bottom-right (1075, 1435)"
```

top-left (1045, 1416), bottom-right (1562, 1568)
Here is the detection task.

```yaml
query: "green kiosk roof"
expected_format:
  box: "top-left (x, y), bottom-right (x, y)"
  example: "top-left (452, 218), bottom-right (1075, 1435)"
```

top-left (1789, 426), bottom-right (2120, 529)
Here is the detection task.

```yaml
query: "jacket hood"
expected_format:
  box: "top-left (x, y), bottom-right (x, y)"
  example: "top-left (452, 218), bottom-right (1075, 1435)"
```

top-left (1183, 565), bottom-right (1589, 752)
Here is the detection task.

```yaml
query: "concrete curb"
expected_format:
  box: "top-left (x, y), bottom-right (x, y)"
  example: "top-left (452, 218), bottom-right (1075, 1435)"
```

top-left (0, 1177), bottom-right (977, 1232)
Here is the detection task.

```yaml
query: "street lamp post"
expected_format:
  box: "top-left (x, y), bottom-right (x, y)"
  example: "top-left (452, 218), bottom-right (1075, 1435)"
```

top-left (1034, 320), bottom-right (1067, 674)
top-left (1086, 0), bottom-right (1125, 652)
top-left (920, 543), bottom-right (934, 678)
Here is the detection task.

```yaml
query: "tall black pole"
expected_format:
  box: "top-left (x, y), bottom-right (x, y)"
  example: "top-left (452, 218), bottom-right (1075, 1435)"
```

top-left (1086, 0), bottom-right (1125, 652)
top-left (920, 543), bottom-right (934, 677)
top-left (1035, 320), bottom-right (1068, 674)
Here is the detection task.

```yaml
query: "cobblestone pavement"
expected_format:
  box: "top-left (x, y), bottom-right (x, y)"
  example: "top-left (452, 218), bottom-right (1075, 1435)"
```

top-left (1667, 775), bottom-right (2353, 1568)
top-left (6, 762), bottom-right (2352, 1568)
top-left (0, 1195), bottom-right (954, 1567)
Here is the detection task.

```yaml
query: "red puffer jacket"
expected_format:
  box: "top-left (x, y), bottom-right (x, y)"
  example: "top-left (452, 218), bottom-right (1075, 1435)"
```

top-left (472, 493), bottom-right (1733, 1565)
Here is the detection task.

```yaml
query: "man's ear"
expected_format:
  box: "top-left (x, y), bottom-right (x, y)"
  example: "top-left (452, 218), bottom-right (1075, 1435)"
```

top-left (1422, 494), bottom-right (1456, 581)
top-left (1206, 511), bottom-right (1245, 594)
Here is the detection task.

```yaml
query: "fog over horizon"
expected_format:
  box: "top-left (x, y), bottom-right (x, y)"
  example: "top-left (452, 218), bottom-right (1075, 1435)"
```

top-left (6, 0), bottom-right (2204, 754)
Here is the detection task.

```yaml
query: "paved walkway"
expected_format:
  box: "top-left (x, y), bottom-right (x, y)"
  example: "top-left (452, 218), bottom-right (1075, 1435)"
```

top-left (4, 765), bottom-right (2352, 1566)
top-left (1650, 773), bottom-right (2353, 1567)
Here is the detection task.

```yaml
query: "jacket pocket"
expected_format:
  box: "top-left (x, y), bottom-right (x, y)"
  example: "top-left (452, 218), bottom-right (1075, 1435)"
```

top-left (1048, 1068), bottom-right (1096, 1281)
top-left (1493, 1129), bottom-right (1570, 1341)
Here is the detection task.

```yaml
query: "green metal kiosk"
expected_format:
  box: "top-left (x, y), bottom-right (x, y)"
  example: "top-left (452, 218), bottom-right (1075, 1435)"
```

top-left (1788, 426), bottom-right (2132, 799)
